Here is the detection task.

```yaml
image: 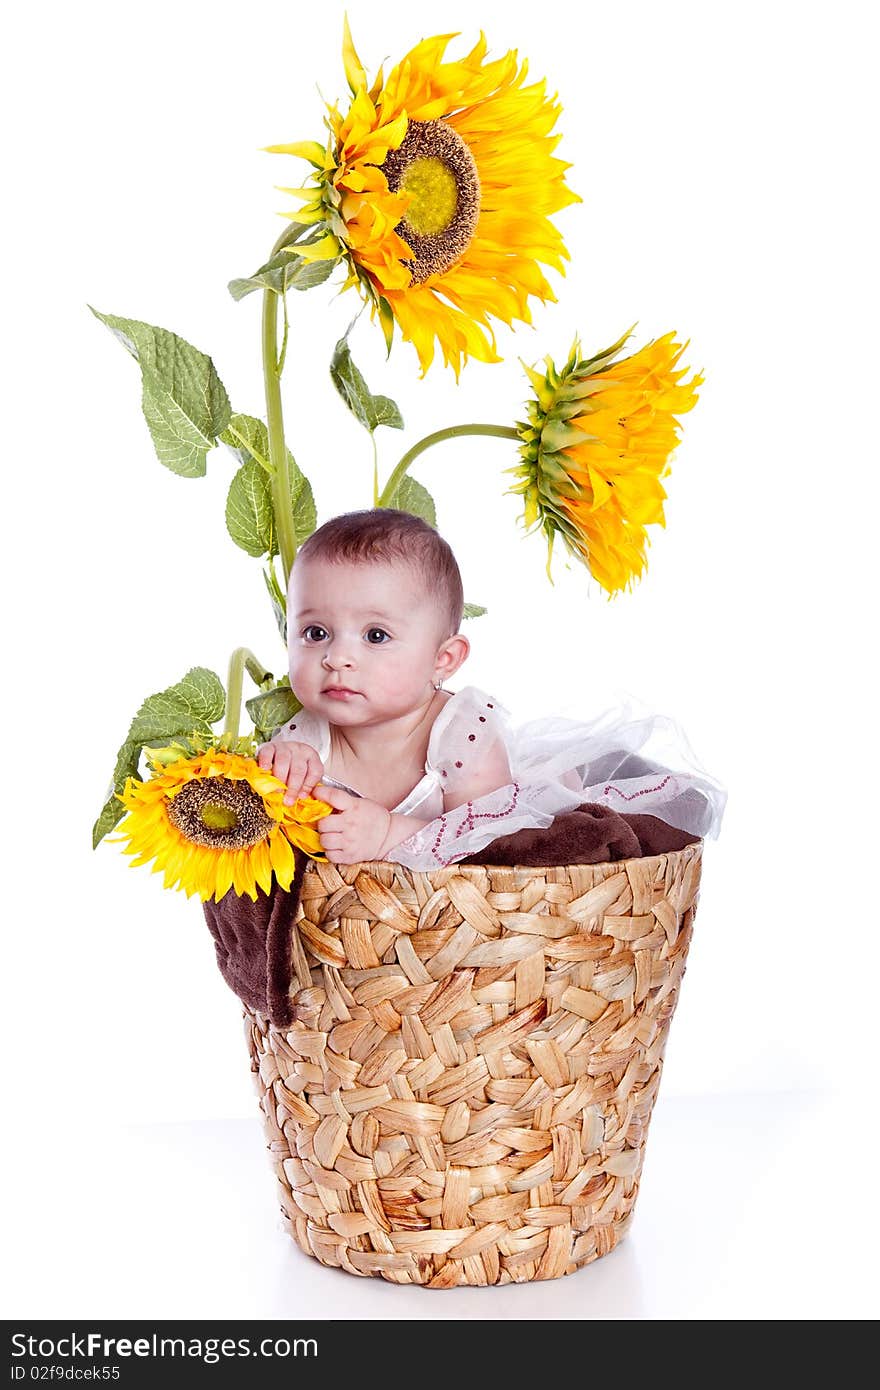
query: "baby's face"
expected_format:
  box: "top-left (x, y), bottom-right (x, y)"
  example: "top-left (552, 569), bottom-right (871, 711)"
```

top-left (288, 556), bottom-right (453, 724)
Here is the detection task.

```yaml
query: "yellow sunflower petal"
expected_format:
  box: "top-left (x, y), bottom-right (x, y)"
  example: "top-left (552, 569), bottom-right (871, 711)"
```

top-left (268, 829), bottom-right (296, 888)
top-left (269, 25), bottom-right (576, 373)
top-left (114, 749), bottom-right (329, 902)
top-left (263, 140), bottom-right (329, 166)
top-left (508, 332), bottom-right (702, 595)
top-left (342, 14), bottom-right (368, 94)
top-left (295, 234), bottom-right (342, 261)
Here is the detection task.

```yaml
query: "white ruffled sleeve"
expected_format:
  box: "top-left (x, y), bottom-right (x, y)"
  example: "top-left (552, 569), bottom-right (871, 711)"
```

top-left (386, 689), bottom-right (726, 870)
top-left (390, 686), bottom-right (585, 870)
top-left (425, 686), bottom-right (515, 803)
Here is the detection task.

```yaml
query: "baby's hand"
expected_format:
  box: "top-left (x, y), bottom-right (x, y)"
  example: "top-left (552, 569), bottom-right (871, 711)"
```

top-left (256, 738), bottom-right (324, 806)
top-left (316, 786), bottom-right (392, 865)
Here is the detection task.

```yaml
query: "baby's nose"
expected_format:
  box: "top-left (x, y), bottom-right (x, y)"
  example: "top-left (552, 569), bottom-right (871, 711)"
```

top-left (322, 643), bottom-right (355, 669)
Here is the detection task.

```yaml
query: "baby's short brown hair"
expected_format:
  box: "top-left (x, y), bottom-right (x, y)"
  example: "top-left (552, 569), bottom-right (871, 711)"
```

top-left (294, 509), bottom-right (464, 638)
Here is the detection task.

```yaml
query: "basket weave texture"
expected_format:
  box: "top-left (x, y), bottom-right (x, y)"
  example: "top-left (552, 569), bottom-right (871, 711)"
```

top-left (245, 841), bottom-right (702, 1287)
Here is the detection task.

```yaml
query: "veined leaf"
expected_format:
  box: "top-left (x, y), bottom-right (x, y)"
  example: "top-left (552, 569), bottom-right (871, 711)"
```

top-left (140, 372), bottom-right (214, 478)
top-left (263, 567), bottom-right (288, 646)
top-left (168, 667), bottom-right (226, 723)
top-left (92, 738), bottom-right (141, 848)
top-left (92, 794), bottom-right (127, 848)
top-left (462, 603), bottom-right (488, 619)
top-left (281, 457), bottom-right (317, 558)
top-left (226, 461), bottom-right (273, 557)
top-left (90, 307), bottom-right (231, 477)
top-left (383, 475), bottom-right (436, 528)
top-left (246, 680), bottom-right (302, 743)
top-left (228, 221), bottom-right (309, 299)
top-left (330, 335), bottom-right (404, 434)
top-left (228, 246), bottom-right (335, 301)
top-left (129, 667), bottom-right (225, 743)
top-left (220, 413), bottom-right (316, 555)
top-left (92, 667), bottom-right (225, 848)
top-left (219, 413), bottom-right (272, 471)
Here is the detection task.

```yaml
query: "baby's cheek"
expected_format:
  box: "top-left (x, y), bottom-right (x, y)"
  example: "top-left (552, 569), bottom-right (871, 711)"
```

top-left (384, 653), bottom-right (426, 698)
top-left (288, 651), bottom-right (307, 684)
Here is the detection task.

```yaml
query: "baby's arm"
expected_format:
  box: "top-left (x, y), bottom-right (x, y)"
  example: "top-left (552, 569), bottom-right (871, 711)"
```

top-left (441, 735), bottom-right (513, 813)
top-left (377, 812), bottom-right (435, 857)
top-left (256, 737), bottom-right (324, 806)
top-left (313, 787), bottom-right (433, 863)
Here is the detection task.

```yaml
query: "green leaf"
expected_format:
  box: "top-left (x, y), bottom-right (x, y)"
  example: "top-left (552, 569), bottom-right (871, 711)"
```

top-left (92, 792), bottom-right (127, 848)
top-left (462, 602), bottom-right (488, 619)
top-left (169, 667), bottom-right (226, 723)
top-left (128, 668), bottom-right (224, 743)
top-left (246, 680), bottom-right (302, 743)
top-left (227, 223), bottom-right (334, 300)
top-left (330, 335), bottom-right (404, 434)
top-left (92, 738), bottom-right (141, 848)
top-left (384, 475), bottom-right (436, 527)
top-left (93, 668), bottom-right (226, 848)
top-left (90, 308), bottom-right (231, 477)
top-left (286, 464), bottom-right (318, 549)
top-left (263, 567), bottom-right (288, 645)
top-left (226, 460), bottom-right (273, 557)
top-left (370, 396), bottom-right (405, 431)
top-left (140, 372), bottom-right (213, 478)
top-left (219, 413), bottom-right (271, 470)
top-left (219, 414), bottom-right (316, 556)
top-left (228, 251), bottom-right (335, 301)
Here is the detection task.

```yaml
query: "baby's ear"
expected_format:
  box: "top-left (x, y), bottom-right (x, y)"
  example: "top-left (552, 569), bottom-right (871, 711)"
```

top-left (439, 632), bottom-right (470, 678)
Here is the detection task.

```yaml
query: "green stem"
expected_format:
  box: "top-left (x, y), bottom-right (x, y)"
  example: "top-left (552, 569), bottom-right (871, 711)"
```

top-left (224, 647), bottom-right (274, 740)
top-left (371, 433), bottom-right (379, 506)
top-left (262, 227), bottom-right (300, 587)
top-left (378, 424), bottom-right (520, 507)
top-left (277, 281), bottom-right (290, 377)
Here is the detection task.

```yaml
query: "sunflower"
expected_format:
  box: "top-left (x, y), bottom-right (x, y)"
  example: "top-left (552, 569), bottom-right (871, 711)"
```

top-left (114, 748), bottom-right (331, 902)
top-left (507, 330), bottom-right (703, 595)
top-left (265, 21), bottom-right (578, 375)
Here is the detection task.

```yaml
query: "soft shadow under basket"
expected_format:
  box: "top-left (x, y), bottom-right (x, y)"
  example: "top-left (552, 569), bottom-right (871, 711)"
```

top-left (236, 840), bottom-right (702, 1288)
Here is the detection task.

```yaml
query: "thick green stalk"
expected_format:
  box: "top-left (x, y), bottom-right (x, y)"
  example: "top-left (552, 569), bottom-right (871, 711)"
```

top-left (224, 647), bottom-right (273, 740)
top-left (378, 424), bottom-right (520, 507)
top-left (262, 227), bottom-right (300, 585)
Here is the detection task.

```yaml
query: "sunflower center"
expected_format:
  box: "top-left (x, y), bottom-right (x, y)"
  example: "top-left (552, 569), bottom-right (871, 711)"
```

top-left (398, 158), bottom-right (458, 237)
top-left (381, 120), bottom-right (481, 285)
top-left (200, 802), bottom-right (239, 832)
top-left (167, 777), bottom-right (273, 851)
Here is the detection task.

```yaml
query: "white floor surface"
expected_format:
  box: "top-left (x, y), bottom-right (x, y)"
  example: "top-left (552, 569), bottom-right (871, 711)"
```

top-left (5, 1090), bottom-right (875, 1320)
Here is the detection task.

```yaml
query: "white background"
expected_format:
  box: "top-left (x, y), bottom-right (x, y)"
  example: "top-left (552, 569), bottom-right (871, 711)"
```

top-left (3, 0), bottom-right (878, 1320)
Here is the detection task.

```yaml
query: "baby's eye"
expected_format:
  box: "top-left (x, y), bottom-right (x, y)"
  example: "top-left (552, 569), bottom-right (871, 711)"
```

top-left (302, 624), bottom-right (328, 642)
top-left (365, 628), bottom-right (391, 645)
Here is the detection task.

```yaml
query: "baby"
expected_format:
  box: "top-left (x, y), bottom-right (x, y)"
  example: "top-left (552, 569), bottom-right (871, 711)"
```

top-left (257, 510), bottom-right (726, 870)
top-left (256, 509), bottom-right (513, 865)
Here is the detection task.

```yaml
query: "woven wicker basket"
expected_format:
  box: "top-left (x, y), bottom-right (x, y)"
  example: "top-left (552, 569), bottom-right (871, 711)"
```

top-left (244, 841), bottom-right (702, 1287)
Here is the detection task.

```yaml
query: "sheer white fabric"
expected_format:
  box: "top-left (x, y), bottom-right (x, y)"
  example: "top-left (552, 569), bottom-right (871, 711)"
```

top-left (273, 685), bottom-right (726, 871)
top-left (392, 687), bottom-right (726, 869)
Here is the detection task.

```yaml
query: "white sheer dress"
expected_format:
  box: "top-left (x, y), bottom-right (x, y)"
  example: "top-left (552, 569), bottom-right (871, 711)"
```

top-left (274, 685), bottom-right (726, 871)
